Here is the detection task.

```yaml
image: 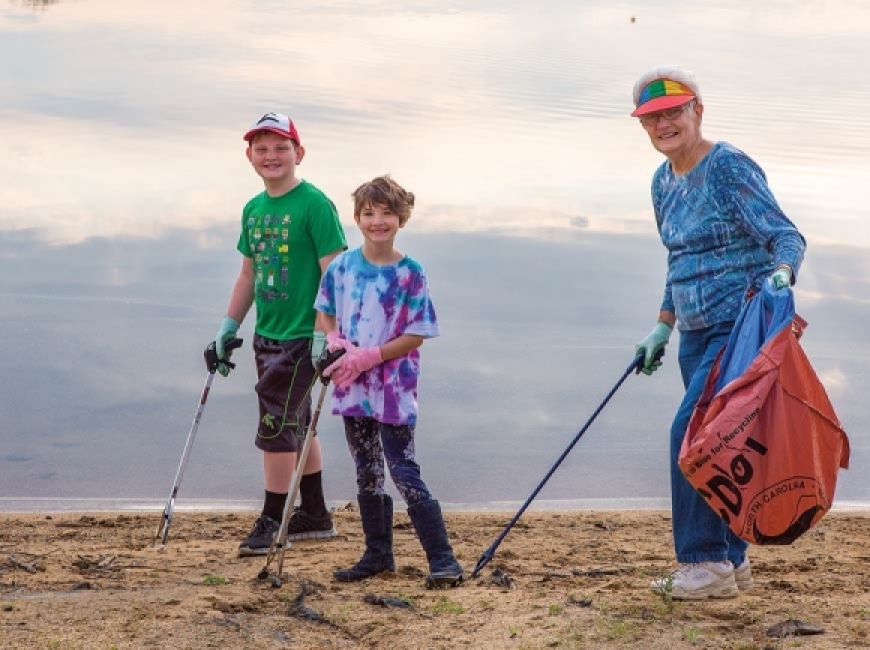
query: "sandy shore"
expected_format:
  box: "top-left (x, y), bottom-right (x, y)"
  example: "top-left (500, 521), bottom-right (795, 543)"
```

top-left (2, 507), bottom-right (869, 649)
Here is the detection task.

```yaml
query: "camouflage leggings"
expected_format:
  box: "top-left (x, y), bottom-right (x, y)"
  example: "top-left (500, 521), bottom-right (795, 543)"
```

top-left (342, 416), bottom-right (433, 506)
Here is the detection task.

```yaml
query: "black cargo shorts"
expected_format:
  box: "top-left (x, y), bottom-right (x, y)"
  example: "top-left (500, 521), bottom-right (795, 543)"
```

top-left (253, 334), bottom-right (316, 452)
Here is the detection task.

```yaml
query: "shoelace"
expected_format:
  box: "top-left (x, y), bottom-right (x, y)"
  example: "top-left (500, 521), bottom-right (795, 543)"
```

top-left (671, 562), bottom-right (730, 579)
top-left (252, 516), bottom-right (276, 535)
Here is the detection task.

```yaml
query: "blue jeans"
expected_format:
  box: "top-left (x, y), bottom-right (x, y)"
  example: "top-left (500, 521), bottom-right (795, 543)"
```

top-left (671, 321), bottom-right (748, 566)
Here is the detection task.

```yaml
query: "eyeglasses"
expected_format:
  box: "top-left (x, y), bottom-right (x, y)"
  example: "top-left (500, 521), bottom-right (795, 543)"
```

top-left (638, 103), bottom-right (693, 126)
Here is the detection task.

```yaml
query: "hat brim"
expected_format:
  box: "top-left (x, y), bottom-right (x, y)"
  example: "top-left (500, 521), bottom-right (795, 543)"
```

top-left (630, 94), bottom-right (695, 117)
top-left (243, 127), bottom-right (299, 144)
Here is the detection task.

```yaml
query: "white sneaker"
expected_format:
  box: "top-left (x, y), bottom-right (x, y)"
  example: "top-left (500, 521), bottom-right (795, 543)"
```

top-left (650, 562), bottom-right (738, 600)
top-left (734, 557), bottom-right (753, 591)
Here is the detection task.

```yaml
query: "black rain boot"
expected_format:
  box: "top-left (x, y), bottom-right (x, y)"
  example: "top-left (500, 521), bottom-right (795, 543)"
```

top-left (333, 494), bottom-right (395, 582)
top-left (407, 499), bottom-right (465, 589)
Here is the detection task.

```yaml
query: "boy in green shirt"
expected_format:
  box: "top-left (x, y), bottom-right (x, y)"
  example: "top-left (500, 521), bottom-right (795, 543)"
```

top-left (210, 112), bottom-right (347, 556)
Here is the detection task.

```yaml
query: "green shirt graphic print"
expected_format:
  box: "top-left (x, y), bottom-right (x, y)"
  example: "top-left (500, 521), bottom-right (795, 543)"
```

top-left (237, 180), bottom-right (346, 340)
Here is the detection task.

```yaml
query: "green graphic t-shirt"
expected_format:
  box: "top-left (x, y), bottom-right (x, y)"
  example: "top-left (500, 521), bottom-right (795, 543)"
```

top-left (237, 180), bottom-right (346, 340)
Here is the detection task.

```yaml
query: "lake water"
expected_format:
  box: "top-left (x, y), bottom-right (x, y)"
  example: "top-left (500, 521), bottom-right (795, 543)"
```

top-left (1, 0), bottom-right (868, 512)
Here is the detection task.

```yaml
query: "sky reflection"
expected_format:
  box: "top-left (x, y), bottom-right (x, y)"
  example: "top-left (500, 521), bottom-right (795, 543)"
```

top-left (0, 0), bottom-right (868, 506)
top-left (0, 227), bottom-right (866, 505)
top-left (1, 0), bottom-right (869, 246)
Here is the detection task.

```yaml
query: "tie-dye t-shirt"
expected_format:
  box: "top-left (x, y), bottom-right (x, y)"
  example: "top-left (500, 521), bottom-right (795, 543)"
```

top-left (652, 141), bottom-right (806, 331)
top-left (314, 248), bottom-right (439, 425)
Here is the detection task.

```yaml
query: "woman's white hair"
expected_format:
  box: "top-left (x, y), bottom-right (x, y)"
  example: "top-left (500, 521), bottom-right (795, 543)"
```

top-left (632, 64), bottom-right (702, 106)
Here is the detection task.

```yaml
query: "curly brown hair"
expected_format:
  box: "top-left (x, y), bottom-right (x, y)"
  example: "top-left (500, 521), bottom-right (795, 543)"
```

top-left (351, 175), bottom-right (415, 225)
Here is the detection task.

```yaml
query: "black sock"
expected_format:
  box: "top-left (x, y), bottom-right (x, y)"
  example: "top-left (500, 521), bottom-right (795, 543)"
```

top-left (299, 471), bottom-right (328, 516)
top-left (262, 490), bottom-right (287, 522)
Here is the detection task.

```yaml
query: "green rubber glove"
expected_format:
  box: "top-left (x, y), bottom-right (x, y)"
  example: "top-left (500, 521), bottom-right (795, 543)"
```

top-left (311, 331), bottom-right (327, 367)
top-left (214, 316), bottom-right (240, 377)
top-left (635, 322), bottom-right (673, 376)
top-left (771, 266), bottom-right (792, 290)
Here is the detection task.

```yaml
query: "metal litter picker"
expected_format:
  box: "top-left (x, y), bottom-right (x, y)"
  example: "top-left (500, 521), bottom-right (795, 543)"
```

top-left (258, 346), bottom-right (345, 587)
top-left (470, 350), bottom-right (659, 578)
top-left (155, 337), bottom-right (243, 548)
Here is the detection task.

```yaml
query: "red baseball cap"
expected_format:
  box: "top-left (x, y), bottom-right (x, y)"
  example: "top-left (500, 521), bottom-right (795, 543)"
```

top-left (243, 112), bottom-right (301, 146)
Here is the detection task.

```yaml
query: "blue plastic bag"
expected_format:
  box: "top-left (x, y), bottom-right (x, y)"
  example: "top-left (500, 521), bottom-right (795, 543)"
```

top-left (715, 280), bottom-right (795, 393)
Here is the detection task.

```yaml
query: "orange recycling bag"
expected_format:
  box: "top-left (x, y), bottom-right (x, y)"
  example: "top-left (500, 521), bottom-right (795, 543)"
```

top-left (678, 283), bottom-right (850, 545)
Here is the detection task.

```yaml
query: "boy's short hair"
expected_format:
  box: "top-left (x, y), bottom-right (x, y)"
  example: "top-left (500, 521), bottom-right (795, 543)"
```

top-left (352, 175), bottom-right (415, 225)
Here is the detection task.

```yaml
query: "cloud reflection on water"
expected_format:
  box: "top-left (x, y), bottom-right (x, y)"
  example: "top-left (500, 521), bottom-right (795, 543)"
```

top-left (0, 227), bottom-right (865, 504)
top-left (0, 0), bottom-right (867, 505)
top-left (1, 0), bottom-right (868, 247)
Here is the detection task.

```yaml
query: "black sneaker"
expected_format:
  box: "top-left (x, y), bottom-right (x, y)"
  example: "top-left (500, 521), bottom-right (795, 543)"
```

top-left (284, 507), bottom-right (337, 541)
top-left (238, 515), bottom-right (283, 557)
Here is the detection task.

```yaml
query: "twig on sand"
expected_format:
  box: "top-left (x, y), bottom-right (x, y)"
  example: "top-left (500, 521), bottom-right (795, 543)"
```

top-left (287, 581), bottom-right (357, 639)
top-left (8, 555), bottom-right (44, 574)
top-left (571, 566), bottom-right (622, 577)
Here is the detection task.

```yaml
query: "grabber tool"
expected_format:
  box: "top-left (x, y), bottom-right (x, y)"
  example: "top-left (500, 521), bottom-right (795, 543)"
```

top-left (470, 348), bottom-right (662, 578)
top-left (258, 346), bottom-right (346, 587)
top-left (154, 337), bottom-right (243, 547)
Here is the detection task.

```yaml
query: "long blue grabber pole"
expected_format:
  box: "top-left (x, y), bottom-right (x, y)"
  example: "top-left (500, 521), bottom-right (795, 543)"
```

top-left (470, 350), bottom-right (659, 579)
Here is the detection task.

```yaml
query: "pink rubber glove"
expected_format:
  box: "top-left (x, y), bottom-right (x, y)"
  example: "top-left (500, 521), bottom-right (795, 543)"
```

top-left (325, 345), bottom-right (383, 388)
top-left (326, 330), bottom-right (352, 352)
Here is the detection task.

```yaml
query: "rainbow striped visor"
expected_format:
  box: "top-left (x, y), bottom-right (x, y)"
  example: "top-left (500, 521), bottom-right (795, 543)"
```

top-left (631, 79), bottom-right (696, 117)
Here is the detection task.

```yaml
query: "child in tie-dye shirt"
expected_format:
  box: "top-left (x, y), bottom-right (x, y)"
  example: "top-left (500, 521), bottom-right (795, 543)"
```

top-left (314, 175), bottom-right (464, 589)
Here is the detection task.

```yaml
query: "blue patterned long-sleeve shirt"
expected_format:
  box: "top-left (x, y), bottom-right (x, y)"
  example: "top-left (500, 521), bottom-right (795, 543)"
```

top-left (653, 141), bottom-right (806, 331)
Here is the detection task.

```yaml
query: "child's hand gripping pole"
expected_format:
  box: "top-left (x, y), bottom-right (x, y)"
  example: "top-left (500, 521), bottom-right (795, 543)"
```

top-left (320, 335), bottom-right (383, 388)
top-left (314, 346), bottom-right (349, 385)
top-left (204, 338), bottom-right (244, 374)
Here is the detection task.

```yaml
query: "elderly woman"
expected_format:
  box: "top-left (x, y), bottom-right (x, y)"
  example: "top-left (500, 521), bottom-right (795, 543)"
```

top-left (631, 65), bottom-right (806, 600)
